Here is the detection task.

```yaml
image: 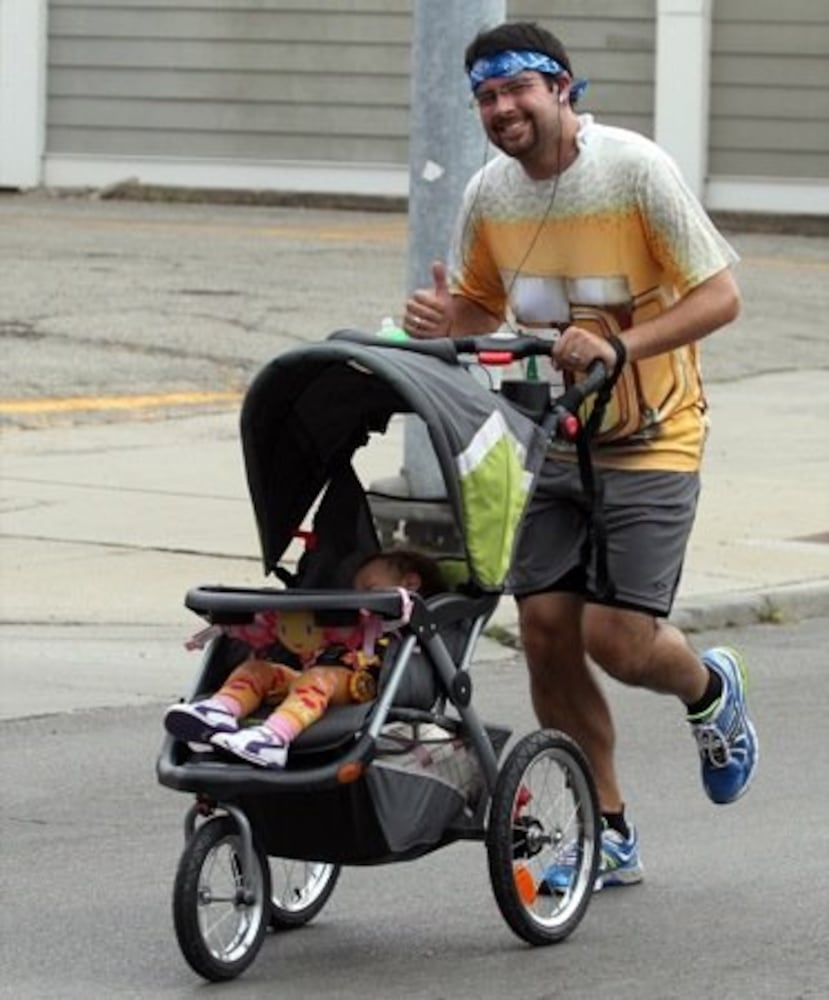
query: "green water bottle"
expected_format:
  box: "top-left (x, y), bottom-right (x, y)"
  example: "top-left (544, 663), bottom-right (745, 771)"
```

top-left (378, 316), bottom-right (409, 342)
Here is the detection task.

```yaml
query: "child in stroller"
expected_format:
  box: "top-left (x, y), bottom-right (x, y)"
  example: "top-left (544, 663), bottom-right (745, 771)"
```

top-left (163, 549), bottom-right (444, 768)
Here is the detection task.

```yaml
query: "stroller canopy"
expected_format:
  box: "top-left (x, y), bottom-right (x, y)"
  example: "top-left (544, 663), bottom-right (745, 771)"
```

top-left (240, 333), bottom-right (549, 592)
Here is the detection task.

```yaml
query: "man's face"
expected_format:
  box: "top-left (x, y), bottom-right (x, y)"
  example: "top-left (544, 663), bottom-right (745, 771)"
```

top-left (473, 71), bottom-right (559, 160)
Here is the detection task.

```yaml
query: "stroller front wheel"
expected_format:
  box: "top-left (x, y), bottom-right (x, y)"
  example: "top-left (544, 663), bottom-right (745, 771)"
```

top-left (172, 815), bottom-right (271, 981)
top-left (486, 729), bottom-right (601, 945)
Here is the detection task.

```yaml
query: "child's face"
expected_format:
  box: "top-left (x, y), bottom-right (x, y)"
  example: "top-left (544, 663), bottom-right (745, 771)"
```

top-left (354, 559), bottom-right (420, 593)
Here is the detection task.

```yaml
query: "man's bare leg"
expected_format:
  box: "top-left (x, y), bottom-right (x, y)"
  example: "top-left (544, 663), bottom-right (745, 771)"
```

top-left (519, 591), bottom-right (624, 812)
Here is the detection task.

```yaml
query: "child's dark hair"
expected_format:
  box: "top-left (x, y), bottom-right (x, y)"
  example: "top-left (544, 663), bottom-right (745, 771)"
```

top-left (357, 549), bottom-right (445, 598)
top-left (464, 21), bottom-right (573, 77)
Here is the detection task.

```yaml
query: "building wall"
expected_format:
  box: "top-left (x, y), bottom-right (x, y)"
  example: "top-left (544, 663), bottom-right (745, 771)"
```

top-left (46, 0), bottom-right (413, 165)
top-left (709, 0), bottom-right (829, 179)
top-left (0, 0), bottom-right (47, 186)
top-left (511, 0), bottom-right (656, 137)
top-left (1, 0), bottom-right (827, 213)
top-left (39, 0), bottom-right (661, 194)
top-left (44, 0), bottom-right (658, 165)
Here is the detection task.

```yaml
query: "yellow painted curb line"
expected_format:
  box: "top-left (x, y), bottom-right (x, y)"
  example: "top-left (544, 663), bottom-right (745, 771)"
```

top-left (0, 390), bottom-right (242, 415)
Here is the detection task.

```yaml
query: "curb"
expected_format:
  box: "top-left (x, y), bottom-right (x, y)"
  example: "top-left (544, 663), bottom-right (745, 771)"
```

top-left (669, 579), bottom-right (829, 633)
top-left (486, 579), bottom-right (829, 647)
top-left (40, 186), bottom-right (829, 237)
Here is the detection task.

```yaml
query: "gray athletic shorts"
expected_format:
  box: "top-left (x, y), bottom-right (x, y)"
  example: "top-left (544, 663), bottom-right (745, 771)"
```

top-left (509, 460), bottom-right (701, 616)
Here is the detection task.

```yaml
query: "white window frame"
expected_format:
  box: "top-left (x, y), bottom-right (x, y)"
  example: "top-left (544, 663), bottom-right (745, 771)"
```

top-left (0, 0), bottom-right (48, 187)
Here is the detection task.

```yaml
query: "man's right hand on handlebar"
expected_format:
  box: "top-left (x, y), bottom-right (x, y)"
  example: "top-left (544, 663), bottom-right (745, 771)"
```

top-left (554, 325), bottom-right (620, 375)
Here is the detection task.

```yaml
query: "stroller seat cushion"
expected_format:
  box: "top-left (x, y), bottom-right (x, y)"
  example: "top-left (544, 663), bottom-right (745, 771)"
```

top-left (288, 702), bottom-right (374, 755)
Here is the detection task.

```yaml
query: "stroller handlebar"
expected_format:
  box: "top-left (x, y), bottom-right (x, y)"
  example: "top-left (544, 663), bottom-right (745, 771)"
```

top-left (451, 331), bottom-right (559, 359)
top-left (451, 332), bottom-right (610, 437)
top-left (550, 358), bottom-right (609, 414)
top-left (452, 333), bottom-right (608, 389)
top-left (329, 328), bottom-right (611, 432)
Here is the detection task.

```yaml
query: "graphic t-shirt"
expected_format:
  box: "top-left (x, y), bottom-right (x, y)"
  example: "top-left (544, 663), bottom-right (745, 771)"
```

top-left (449, 114), bottom-right (739, 471)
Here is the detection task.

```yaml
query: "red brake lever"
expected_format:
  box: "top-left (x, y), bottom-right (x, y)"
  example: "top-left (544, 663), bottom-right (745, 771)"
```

top-left (560, 414), bottom-right (581, 441)
top-left (478, 351), bottom-right (515, 366)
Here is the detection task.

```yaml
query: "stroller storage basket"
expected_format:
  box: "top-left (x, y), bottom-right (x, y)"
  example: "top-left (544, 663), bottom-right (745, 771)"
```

top-left (231, 720), bottom-right (507, 865)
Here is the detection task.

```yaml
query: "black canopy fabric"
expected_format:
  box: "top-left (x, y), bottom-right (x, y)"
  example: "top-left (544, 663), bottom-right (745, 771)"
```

top-left (240, 334), bottom-right (548, 591)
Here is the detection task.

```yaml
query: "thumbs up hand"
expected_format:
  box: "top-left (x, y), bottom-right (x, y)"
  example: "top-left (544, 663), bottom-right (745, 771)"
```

top-left (403, 260), bottom-right (454, 338)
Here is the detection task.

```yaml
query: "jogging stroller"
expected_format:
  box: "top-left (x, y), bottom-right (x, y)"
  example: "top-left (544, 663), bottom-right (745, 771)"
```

top-left (157, 329), bottom-right (608, 981)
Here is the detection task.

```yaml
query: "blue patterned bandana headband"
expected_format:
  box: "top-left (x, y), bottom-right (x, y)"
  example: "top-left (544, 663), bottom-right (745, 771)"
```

top-left (468, 49), bottom-right (588, 102)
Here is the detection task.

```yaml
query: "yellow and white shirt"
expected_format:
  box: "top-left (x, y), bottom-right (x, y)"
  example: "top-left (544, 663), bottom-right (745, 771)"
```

top-left (450, 114), bottom-right (739, 471)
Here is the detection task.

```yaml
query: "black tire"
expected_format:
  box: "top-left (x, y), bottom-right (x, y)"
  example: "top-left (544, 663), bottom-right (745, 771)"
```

top-left (487, 729), bottom-right (601, 946)
top-left (172, 815), bottom-right (271, 982)
top-left (269, 859), bottom-right (341, 929)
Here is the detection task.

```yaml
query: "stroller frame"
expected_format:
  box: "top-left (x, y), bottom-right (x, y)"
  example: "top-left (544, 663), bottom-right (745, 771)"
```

top-left (157, 331), bottom-right (608, 982)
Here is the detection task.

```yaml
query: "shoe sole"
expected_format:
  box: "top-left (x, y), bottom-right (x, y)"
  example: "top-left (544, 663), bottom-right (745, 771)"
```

top-left (716, 717), bottom-right (759, 804)
top-left (211, 733), bottom-right (287, 769)
top-left (539, 857), bottom-right (644, 895)
top-left (702, 647), bottom-right (760, 804)
top-left (164, 705), bottom-right (236, 749)
top-left (717, 647), bottom-right (760, 803)
top-left (596, 867), bottom-right (644, 891)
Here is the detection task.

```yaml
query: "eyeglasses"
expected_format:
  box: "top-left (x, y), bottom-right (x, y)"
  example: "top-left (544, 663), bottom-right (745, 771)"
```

top-left (472, 75), bottom-right (541, 109)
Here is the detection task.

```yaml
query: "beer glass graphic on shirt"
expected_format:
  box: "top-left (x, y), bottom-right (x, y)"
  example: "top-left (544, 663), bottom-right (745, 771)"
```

top-left (510, 273), bottom-right (695, 448)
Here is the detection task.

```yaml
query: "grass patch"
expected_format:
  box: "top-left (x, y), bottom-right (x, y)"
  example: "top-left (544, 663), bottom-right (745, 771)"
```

top-left (484, 624), bottom-right (523, 650)
top-left (757, 601), bottom-right (787, 625)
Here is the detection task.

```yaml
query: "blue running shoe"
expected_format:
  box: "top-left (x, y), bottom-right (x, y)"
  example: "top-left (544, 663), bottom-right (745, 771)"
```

top-left (538, 840), bottom-right (580, 895)
top-left (539, 824), bottom-right (643, 894)
top-left (597, 825), bottom-right (643, 889)
top-left (690, 647), bottom-right (758, 805)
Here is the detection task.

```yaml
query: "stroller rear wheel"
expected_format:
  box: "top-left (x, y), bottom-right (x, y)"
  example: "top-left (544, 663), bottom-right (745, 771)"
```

top-left (173, 815), bottom-right (271, 981)
top-left (487, 729), bottom-right (600, 945)
top-left (269, 858), bottom-right (341, 929)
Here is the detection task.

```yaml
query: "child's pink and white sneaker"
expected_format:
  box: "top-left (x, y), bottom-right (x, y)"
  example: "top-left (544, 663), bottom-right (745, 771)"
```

top-left (212, 726), bottom-right (288, 769)
top-left (164, 700), bottom-right (239, 750)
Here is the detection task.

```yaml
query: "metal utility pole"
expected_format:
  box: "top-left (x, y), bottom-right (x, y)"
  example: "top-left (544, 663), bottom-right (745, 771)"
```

top-left (403, 0), bottom-right (505, 503)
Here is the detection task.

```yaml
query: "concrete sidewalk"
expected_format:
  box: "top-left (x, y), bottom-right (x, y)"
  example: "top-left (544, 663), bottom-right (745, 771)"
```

top-left (2, 365), bottom-right (828, 640)
top-left (1, 194), bottom-right (828, 653)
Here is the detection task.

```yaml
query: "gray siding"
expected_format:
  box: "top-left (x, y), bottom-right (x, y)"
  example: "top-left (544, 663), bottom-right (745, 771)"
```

top-left (46, 0), bottom-right (655, 168)
top-left (47, 0), bottom-right (413, 165)
top-left (46, 1), bottom-right (827, 190)
top-left (710, 0), bottom-right (829, 179)
top-left (510, 0), bottom-right (656, 137)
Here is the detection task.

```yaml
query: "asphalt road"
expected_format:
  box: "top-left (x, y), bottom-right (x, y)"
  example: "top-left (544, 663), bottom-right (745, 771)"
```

top-left (1, 192), bottom-right (828, 420)
top-left (1, 193), bottom-right (827, 999)
top-left (2, 618), bottom-right (827, 1000)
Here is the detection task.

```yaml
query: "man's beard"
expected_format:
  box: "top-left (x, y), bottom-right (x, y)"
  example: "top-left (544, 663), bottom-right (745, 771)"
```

top-left (491, 115), bottom-right (539, 159)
